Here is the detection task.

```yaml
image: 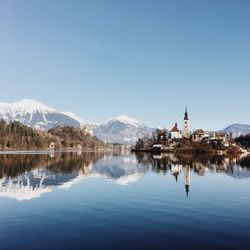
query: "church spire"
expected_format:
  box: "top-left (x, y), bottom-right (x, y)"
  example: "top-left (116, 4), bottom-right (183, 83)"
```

top-left (183, 107), bottom-right (190, 139)
top-left (184, 107), bottom-right (189, 120)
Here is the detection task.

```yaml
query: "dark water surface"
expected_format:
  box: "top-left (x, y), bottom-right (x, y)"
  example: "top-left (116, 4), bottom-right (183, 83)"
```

top-left (0, 152), bottom-right (250, 250)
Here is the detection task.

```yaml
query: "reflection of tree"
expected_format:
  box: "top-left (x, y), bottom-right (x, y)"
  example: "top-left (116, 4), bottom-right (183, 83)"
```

top-left (237, 155), bottom-right (250, 168)
top-left (133, 153), bottom-right (250, 176)
top-left (1, 152), bottom-right (250, 181)
top-left (135, 153), bottom-right (153, 167)
top-left (0, 152), bottom-right (105, 178)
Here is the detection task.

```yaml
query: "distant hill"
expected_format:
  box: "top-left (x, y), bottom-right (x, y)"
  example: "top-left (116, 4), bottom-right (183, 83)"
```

top-left (222, 124), bottom-right (250, 138)
top-left (92, 115), bottom-right (153, 144)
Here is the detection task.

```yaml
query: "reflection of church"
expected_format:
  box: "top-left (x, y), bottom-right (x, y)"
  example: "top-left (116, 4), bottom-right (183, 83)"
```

top-left (171, 164), bottom-right (191, 197)
top-left (183, 165), bottom-right (191, 197)
top-left (171, 164), bottom-right (181, 182)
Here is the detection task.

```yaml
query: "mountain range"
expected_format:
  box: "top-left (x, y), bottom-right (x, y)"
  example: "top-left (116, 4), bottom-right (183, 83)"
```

top-left (0, 99), bottom-right (153, 144)
top-left (0, 99), bottom-right (249, 143)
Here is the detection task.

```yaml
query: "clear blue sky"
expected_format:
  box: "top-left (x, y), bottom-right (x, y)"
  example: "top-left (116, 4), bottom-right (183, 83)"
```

top-left (0, 0), bottom-right (249, 130)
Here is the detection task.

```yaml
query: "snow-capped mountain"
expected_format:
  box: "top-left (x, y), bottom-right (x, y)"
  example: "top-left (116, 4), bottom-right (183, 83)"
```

top-left (0, 99), bottom-right (84, 130)
top-left (0, 99), bottom-right (152, 143)
top-left (93, 115), bottom-right (153, 144)
top-left (107, 115), bottom-right (143, 128)
top-left (222, 124), bottom-right (250, 138)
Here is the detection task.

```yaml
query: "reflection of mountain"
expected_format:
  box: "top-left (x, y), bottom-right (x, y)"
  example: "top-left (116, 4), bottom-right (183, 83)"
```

top-left (92, 155), bottom-right (150, 185)
top-left (0, 153), bottom-right (99, 201)
top-left (0, 169), bottom-right (82, 201)
top-left (226, 166), bottom-right (250, 179)
top-left (1, 153), bottom-right (250, 201)
top-left (0, 153), bottom-right (152, 200)
top-left (0, 153), bottom-right (149, 200)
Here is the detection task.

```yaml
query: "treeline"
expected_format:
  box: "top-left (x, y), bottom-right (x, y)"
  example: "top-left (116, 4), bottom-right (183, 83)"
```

top-left (235, 134), bottom-right (250, 149)
top-left (48, 126), bottom-right (104, 150)
top-left (0, 120), bottom-right (104, 151)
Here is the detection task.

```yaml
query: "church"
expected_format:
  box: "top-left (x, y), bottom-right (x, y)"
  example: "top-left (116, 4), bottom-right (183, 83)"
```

top-left (170, 108), bottom-right (190, 139)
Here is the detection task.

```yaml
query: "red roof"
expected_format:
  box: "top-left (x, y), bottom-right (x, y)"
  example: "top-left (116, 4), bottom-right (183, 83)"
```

top-left (171, 126), bottom-right (180, 132)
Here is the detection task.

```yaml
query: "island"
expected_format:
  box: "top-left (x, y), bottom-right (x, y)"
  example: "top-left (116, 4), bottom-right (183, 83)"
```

top-left (132, 109), bottom-right (248, 157)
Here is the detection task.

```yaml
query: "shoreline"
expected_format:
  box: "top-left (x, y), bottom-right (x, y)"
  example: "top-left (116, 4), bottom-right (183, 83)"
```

top-left (0, 149), bottom-right (111, 155)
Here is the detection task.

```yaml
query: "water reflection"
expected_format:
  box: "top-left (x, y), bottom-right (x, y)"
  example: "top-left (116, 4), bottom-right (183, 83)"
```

top-left (0, 152), bottom-right (250, 201)
top-left (0, 153), bottom-right (104, 200)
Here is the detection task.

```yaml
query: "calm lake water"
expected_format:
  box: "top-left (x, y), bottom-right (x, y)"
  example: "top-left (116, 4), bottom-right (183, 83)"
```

top-left (0, 152), bottom-right (250, 250)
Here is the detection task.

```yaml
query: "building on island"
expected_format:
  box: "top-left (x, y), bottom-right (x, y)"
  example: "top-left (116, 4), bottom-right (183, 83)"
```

top-left (213, 132), bottom-right (226, 141)
top-left (192, 129), bottom-right (209, 142)
top-left (170, 122), bottom-right (182, 139)
top-left (183, 108), bottom-right (190, 138)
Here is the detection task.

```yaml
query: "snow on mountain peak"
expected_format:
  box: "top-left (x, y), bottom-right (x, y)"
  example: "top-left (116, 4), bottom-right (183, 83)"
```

top-left (0, 99), bottom-right (80, 130)
top-left (0, 99), bottom-right (56, 113)
top-left (61, 111), bottom-right (86, 124)
top-left (14, 99), bottom-right (56, 112)
top-left (108, 115), bottom-right (143, 128)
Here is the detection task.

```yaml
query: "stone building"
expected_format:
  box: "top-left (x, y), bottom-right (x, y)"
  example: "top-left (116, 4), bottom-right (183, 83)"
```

top-left (80, 123), bottom-right (93, 136)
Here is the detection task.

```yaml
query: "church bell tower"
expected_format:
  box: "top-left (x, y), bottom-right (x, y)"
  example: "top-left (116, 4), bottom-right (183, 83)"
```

top-left (183, 108), bottom-right (190, 139)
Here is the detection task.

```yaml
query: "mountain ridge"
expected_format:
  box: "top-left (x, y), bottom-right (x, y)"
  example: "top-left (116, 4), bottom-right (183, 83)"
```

top-left (0, 99), bottom-right (153, 144)
top-left (221, 124), bottom-right (250, 138)
top-left (92, 115), bottom-right (153, 144)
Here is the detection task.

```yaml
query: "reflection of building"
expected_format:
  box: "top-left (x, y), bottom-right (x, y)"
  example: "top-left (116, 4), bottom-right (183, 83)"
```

top-left (171, 164), bottom-right (181, 182)
top-left (49, 142), bottom-right (56, 151)
top-left (193, 162), bottom-right (208, 175)
top-left (183, 165), bottom-right (191, 197)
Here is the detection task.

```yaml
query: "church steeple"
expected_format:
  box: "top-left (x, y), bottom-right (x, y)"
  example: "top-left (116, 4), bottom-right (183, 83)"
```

top-left (183, 108), bottom-right (190, 138)
top-left (184, 107), bottom-right (189, 120)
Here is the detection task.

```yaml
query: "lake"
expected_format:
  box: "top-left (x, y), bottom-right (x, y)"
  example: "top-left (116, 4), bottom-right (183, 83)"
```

top-left (0, 152), bottom-right (250, 249)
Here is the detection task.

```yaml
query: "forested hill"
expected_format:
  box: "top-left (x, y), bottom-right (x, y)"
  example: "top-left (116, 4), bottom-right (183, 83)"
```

top-left (0, 120), bottom-right (104, 151)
